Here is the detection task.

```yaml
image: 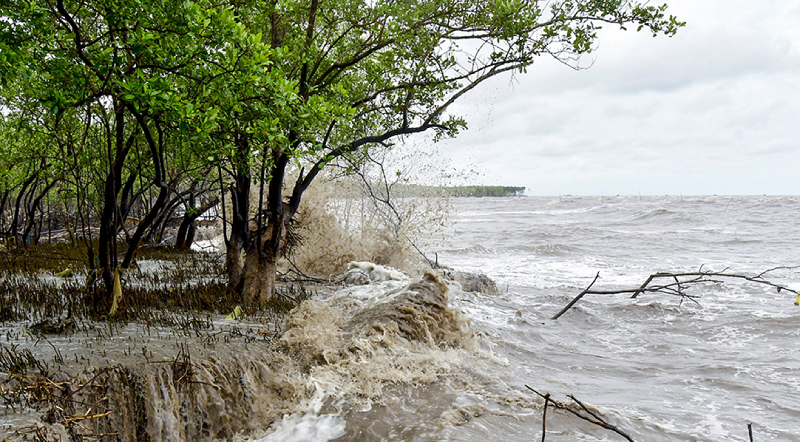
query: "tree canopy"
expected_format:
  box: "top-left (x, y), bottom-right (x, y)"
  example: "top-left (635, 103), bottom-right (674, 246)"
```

top-left (0, 0), bottom-right (683, 309)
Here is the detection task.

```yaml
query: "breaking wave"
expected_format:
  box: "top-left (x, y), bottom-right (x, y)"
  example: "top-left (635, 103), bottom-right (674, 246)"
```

top-left (252, 269), bottom-right (484, 440)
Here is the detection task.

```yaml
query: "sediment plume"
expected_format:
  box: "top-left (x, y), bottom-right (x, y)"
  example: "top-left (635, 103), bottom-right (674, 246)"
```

top-left (279, 268), bottom-right (477, 404)
top-left (436, 268), bottom-right (500, 295)
top-left (94, 355), bottom-right (301, 441)
top-left (0, 335), bottom-right (306, 441)
top-left (345, 269), bottom-right (468, 345)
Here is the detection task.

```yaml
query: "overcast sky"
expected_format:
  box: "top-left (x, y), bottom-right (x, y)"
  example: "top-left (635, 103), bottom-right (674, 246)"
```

top-left (427, 0), bottom-right (800, 196)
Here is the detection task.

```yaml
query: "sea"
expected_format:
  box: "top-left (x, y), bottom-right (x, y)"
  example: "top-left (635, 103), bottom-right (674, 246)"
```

top-left (3, 195), bottom-right (798, 441)
top-left (255, 195), bottom-right (800, 442)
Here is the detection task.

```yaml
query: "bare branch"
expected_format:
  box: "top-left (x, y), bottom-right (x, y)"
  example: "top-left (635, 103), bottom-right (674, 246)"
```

top-left (551, 272), bottom-right (600, 320)
top-left (553, 267), bottom-right (800, 320)
top-left (525, 386), bottom-right (635, 442)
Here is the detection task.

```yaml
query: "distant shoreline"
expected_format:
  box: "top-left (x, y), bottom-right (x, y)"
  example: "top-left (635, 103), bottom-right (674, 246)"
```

top-left (398, 185), bottom-right (526, 197)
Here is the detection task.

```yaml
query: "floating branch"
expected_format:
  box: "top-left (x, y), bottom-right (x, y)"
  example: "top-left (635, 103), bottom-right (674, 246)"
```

top-left (525, 385), bottom-right (635, 441)
top-left (553, 266), bottom-right (800, 320)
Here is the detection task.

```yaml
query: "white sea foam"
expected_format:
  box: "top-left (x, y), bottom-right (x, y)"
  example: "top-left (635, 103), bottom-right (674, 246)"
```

top-left (249, 387), bottom-right (346, 442)
top-left (336, 261), bottom-right (408, 285)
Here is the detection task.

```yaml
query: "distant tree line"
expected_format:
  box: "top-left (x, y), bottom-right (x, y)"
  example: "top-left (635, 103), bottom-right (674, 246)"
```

top-left (393, 185), bottom-right (526, 197)
top-left (445, 186), bottom-right (526, 197)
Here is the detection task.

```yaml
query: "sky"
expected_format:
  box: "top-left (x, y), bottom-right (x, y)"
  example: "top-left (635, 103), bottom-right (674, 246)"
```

top-left (425, 0), bottom-right (800, 196)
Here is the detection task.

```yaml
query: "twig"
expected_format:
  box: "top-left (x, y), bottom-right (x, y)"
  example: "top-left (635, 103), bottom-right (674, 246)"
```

top-left (62, 410), bottom-right (112, 424)
top-left (629, 268), bottom-right (798, 299)
top-left (64, 366), bottom-right (115, 402)
top-left (568, 394), bottom-right (634, 441)
top-left (541, 392), bottom-right (550, 442)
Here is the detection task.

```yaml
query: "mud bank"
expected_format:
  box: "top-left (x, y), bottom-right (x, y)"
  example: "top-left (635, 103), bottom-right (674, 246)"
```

top-left (0, 315), bottom-right (295, 441)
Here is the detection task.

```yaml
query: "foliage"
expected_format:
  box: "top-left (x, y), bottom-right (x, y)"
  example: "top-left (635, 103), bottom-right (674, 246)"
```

top-left (0, 0), bottom-right (684, 306)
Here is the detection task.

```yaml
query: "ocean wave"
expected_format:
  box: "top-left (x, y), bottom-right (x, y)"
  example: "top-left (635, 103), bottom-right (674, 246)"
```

top-left (628, 207), bottom-right (678, 221)
top-left (443, 243), bottom-right (580, 257)
top-left (443, 244), bottom-right (497, 254)
top-left (433, 196), bottom-right (800, 442)
top-left (512, 243), bottom-right (578, 256)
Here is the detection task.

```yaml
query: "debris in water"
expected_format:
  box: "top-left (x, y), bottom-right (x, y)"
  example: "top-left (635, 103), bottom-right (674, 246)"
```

top-left (226, 306), bottom-right (244, 321)
top-left (55, 268), bottom-right (74, 278)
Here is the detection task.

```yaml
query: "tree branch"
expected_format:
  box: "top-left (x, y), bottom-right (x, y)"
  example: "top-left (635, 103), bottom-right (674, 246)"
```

top-left (525, 386), bottom-right (635, 442)
top-left (553, 267), bottom-right (800, 320)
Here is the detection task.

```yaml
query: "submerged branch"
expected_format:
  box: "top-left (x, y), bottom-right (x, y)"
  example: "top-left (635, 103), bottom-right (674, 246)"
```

top-left (551, 272), bottom-right (599, 320)
top-left (553, 266), bottom-right (800, 320)
top-left (525, 385), bottom-right (635, 441)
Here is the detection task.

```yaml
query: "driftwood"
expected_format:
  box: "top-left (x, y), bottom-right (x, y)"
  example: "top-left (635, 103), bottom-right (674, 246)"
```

top-left (528, 385), bottom-right (760, 441)
top-left (526, 385), bottom-right (634, 441)
top-left (553, 266), bottom-right (800, 320)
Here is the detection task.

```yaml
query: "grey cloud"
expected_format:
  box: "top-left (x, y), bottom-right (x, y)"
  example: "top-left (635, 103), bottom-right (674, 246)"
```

top-left (426, 0), bottom-right (800, 195)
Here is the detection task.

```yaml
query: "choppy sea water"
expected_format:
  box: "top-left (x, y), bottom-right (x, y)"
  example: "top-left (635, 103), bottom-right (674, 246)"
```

top-left (426, 195), bottom-right (800, 442)
top-left (245, 195), bottom-right (800, 442)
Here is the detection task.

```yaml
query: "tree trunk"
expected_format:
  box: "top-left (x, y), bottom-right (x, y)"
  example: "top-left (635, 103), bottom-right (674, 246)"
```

top-left (121, 105), bottom-right (171, 269)
top-left (226, 228), bottom-right (244, 291)
top-left (96, 169), bottom-right (118, 311)
top-left (9, 174), bottom-right (36, 243)
top-left (22, 176), bottom-right (60, 247)
top-left (175, 196), bottom-right (218, 251)
top-left (174, 214), bottom-right (195, 251)
top-left (241, 242), bottom-right (278, 305)
top-left (226, 145), bottom-right (251, 292)
top-left (184, 220), bottom-right (196, 249)
top-left (174, 192), bottom-right (198, 251)
top-left (0, 188), bottom-right (9, 234)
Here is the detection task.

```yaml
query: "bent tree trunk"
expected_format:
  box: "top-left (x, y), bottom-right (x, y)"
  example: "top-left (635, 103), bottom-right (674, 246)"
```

top-left (21, 175), bottom-right (60, 247)
top-left (9, 173), bottom-right (37, 244)
top-left (175, 196), bottom-right (219, 251)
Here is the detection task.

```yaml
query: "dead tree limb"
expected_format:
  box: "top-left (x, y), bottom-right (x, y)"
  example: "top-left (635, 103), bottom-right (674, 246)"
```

top-left (525, 385), bottom-right (634, 442)
top-left (553, 266), bottom-right (800, 320)
top-left (551, 272), bottom-right (600, 320)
